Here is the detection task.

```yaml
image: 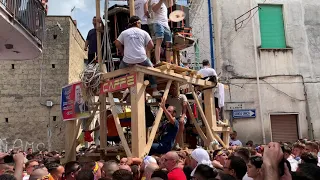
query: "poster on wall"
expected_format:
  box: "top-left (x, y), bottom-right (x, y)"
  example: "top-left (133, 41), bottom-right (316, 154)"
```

top-left (61, 82), bottom-right (90, 121)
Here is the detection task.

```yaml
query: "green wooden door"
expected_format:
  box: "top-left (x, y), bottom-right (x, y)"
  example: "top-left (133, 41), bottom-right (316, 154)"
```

top-left (259, 5), bottom-right (286, 48)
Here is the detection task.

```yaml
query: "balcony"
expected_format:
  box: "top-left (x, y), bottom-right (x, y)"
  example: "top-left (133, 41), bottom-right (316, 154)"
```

top-left (0, 0), bottom-right (45, 60)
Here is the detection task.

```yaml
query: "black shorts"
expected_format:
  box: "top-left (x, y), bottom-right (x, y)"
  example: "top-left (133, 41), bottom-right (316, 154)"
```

top-left (141, 24), bottom-right (151, 36)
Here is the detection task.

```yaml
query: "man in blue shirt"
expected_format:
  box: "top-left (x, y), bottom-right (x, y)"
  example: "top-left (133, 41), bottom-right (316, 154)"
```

top-left (84, 16), bottom-right (104, 62)
top-left (149, 97), bottom-right (179, 155)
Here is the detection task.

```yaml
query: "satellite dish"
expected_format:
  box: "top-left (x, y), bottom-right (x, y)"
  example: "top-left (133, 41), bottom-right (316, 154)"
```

top-left (169, 10), bottom-right (185, 22)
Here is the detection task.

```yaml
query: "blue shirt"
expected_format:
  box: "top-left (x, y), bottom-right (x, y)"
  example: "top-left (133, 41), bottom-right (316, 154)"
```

top-left (158, 119), bottom-right (179, 148)
top-left (86, 29), bottom-right (98, 54)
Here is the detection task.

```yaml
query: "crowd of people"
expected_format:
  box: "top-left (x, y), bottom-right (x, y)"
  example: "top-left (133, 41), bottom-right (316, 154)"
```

top-left (1, 138), bottom-right (320, 180)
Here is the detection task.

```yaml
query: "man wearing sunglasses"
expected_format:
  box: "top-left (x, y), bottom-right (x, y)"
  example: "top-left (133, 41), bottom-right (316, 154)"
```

top-left (64, 161), bottom-right (81, 180)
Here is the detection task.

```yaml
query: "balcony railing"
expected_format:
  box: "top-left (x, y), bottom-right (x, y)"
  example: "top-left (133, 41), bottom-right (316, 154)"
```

top-left (0, 0), bottom-right (46, 44)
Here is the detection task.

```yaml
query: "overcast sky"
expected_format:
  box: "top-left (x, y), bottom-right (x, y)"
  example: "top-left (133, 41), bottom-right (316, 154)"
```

top-left (48, 0), bottom-right (187, 38)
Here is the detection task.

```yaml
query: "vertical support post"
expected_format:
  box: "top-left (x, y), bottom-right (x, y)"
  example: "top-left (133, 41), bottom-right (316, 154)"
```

top-left (129, 0), bottom-right (135, 16)
top-left (203, 88), bottom-right (217, 131)
top-left (99, 95), bottom-right (107, 149)
top-left (95, 0), bottom-right (107, 73)
top-left (130, 72), bottom-right (146, 157)
top-left (64, 120), bottom-right (82, 163)
top-left (177, 51), bottom-right (181, 66)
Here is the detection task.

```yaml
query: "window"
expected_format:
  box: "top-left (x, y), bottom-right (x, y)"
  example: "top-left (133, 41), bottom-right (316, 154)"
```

top-left (11, 64), bottom-right (15, 69)
top-left (259, 5), bottom-right (286, 48)
top-left (52, 64), bottom-right (55, 68)
top-left (5, 118), bottom-right (8, 123)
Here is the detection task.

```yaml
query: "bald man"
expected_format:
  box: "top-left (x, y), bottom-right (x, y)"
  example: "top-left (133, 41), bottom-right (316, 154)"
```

top-left (164, 152), bottom-right (186, 180)
top-left (145, 164), bottom-right (159, 180)
top-left (29, 168), bottom-right (49, 180)
top-left (102, 161), bottom-right (119, 179)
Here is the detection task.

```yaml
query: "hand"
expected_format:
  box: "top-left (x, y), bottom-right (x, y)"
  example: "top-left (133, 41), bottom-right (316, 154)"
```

top-left (263, 142), bottom-right (283, 168)
top-left (0, 152), bottom-right (9, 159)
top-left (159, 97), bottom-right (166, 109)
top-left (13, 153), bottom-right (25, 164)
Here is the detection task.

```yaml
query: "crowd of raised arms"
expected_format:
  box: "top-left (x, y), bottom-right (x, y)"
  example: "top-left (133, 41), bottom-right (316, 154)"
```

top-left (0, 138), bottom-right (320, 180)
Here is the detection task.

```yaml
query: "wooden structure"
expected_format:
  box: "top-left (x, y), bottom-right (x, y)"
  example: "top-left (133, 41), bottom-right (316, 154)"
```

top-left (63, 0), bottom-right (230, 162)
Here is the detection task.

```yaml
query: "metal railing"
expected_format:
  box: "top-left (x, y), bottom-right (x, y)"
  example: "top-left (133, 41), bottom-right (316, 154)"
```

top-left (0, 0), bottom-right (46, 44)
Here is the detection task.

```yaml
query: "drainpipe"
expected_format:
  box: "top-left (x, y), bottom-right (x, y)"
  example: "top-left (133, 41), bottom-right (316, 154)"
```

top-left (251, 0), bottom-right (266, 144)
top-left (207, 0), bottom-right (215, 68)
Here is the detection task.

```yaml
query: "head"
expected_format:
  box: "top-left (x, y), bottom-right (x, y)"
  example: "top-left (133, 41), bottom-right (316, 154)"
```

top-left (163, 152), bottom-right (179, 172)
top-left (75, 170), bottom-right (94, 180)
top-left (128, 16), bottom-right (141, 28)
top-left (202, 59), bottom-right (210, 67)
top-left (223, 156), bottom-right (247, 180)
top-left (151, 170), bottom-right (168, 180)
top-left (193, 164), bottom-right (218, 180)
top-left (230, 131), bottom-right (237, 140)
top-left (29, 168), bottom-right (49, 180)
top-left (120, 158), bottom-right (128, 165)
top-left (75, 85), bottom-right (82, 104)
top-left (246, 156), bottom-right (263, 179)
top-left (102, 160), bottom-right (119, 178)
top-left (46, 163), bottom-right (65, 180)
top-left (112, 169), bottom-right (133, 180)
top-left (25, 160), bottom-right (40, 175)
top-left (92, 16), bottom-right (97, 27)
top-left (190, 148), bottom-right (211, 169)
top-left (282, 145), bottom-right (292, 159)
top-left (130, 165), bottom-right (140, 180)
top-left (245, 141), bottom-right (253, 147)
top-left (292, 142), bottom-right (305, 157)
top-left (216, 172), bottom-right (236, 180)
top-left (166, 106), bottom-right (177, 118)
top-left (27, 148), bottom-right (33, 154)
top-left (119, 164), bottom-right (132, 172)
top-left (214, 150), bottom-right (228, 166)
top-left (64, 161), bottom-right (81, 180)
top-left (296, 163), bottom-right (320, 180)
top-left (0, 174), bottom-right (16, 180)
top-left (234, 147), bottom-right (250, 163)
top-left (305, 141), bottom-right (319, 154)
top-left (145, 164), bottom-right (159, 180)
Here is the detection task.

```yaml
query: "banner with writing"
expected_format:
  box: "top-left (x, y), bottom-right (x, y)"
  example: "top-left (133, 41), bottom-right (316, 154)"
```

top-left (100, 73), bottom-right (137, 94)
top-left (61, 82), bottom-right (90, 121)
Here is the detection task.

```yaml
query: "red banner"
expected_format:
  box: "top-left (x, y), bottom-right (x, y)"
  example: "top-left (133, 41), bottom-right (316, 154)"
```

top-left (100, 73), bottom-right (137, 93)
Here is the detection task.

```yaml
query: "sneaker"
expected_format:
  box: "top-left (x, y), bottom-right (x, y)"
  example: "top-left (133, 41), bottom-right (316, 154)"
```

top-left (152, 91), bottom-right (162, 97)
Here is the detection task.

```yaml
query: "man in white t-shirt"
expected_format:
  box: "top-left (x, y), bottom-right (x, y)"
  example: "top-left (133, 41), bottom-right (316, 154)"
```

top-left (151, 0), bottom-right (172, 64)
top-left (229, 131), bottom-right (243, 147)
top-left (198, 59), bottom-right (217, 78)
top-left (115, 16), bottom-right (161, 96)
top-left (135, 0), bottom-right (151, 58)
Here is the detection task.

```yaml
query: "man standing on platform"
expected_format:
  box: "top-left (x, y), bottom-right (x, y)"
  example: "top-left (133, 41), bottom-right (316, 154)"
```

top-left (152, 0), bottom-right (172, 64)
top-left (198, 59), bottom-right (217, 78)
top-left (84, 16), bottom-right (104, 62)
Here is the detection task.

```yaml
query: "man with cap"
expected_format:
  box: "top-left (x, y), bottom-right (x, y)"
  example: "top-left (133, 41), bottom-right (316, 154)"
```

top-left (115, 16), bottom-right (161, 97)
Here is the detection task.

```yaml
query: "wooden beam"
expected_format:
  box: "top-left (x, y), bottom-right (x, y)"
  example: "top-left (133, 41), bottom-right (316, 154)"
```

top-left (101, 67), bottom-right (133, 81)
top-left (130, 72), bottom-right (146, 158)
top-left (129, 0), bottom-right (135, 16)
top-left (99, 94), bottom-right (107, 150)
top-left (64, 120), bottom-right (82, 163)
top-left (143, 80), bottom-right (172, 156)
top-left (108, 92), bottom-right (132, 157)
top-left (95, 0), bottom-right (107, 73)
top-left (203, 88), bottom-right (217, 132)
top-left (186, 103), bottom-right (209, 146)
top-left (133, 65), bottom-right (214, 86)
top-left (190, 85), bottom-right (227, 148)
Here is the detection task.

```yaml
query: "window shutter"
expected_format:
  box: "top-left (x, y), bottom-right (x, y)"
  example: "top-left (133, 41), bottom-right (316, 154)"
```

top-left (259, 5), bottom-right (286, 48)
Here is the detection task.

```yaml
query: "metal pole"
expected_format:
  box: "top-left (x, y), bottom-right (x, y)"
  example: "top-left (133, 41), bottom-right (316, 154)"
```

top-left (207, 0), bottom-right (215, 68)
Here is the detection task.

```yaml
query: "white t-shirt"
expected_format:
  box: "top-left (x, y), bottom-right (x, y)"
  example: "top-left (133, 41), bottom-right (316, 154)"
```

top-left (135, 0), bottom-right (148, 25)
top-left (198, 66), bottom-right (217, 78)
top-left (166, 94), bottom-right (188, 118)
top-left (151, 0), bottom-right (170, 29)
top-left (229, 139), bottom-right (243, 146)
top-left (214, 83), bottom-right (225, 108)
top-left (117, 27), bottom-right (151, 64)
top-left (23, 175), bottom-right (30, 180)
top-left (242, 173), bottom-right (253, 180)
top-left (287, 155), bottom-right (298, 172)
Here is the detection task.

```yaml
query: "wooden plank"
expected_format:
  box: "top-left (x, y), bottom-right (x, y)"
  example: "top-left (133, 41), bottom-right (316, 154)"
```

top-left (143, 80), bottom-right (172, 156)
top-left (129, 0), bottom-right (135, 16)
top-left (133, 65), bottom-right (214, 86)
top-left (99, 94), bottom-right (107, 150)
top-left (108, 92), bottom-right (132, 157)
top-left (203, 88), bottom-right (217, 131)
top-left (95, 0), bottom-right (107, 73)
top-left (186, 103), bottom-right (209, 146)
top-left (64, 120), bottom-right (82, 163)
top-left (223, 131), bottom-right (230, 148)
top-left (130, 72), bottom-right (146, 158)
top-left (101, 67), bottom-right (133, 81)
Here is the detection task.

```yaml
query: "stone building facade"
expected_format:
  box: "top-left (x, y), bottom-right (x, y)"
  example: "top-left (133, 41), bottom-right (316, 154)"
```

top-left (188, 0), bottom-right (320, 144)
top-left (0, 16), bottom-right (86, 152)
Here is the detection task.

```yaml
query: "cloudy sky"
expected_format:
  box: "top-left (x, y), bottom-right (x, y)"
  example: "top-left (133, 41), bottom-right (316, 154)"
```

top-left (48, 0), bottom-right (188, 38)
